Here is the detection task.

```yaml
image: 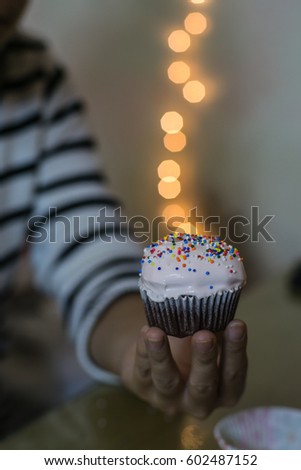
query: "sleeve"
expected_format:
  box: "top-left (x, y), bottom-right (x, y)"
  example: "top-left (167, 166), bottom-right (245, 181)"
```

top-left (28, 64), bottom-right (142, 384)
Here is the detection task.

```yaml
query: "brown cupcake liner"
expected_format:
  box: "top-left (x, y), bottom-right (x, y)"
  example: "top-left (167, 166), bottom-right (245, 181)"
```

top-left (140, 288), bottom-right (242, 337)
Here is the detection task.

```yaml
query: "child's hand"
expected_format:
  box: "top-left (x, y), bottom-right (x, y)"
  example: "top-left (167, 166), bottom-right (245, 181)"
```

top-left (121, 320), bottom-right (247, 418)
top-left (90, 295), bottom-right (247, 419)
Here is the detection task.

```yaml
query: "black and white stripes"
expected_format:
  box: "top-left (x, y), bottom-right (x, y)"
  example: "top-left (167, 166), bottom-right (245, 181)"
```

top-left (0, 32), bottom-right (141, 382)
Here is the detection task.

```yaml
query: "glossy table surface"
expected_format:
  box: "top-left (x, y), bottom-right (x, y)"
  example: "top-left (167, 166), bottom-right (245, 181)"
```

top-left (1, 276), bottom-right (301, 450)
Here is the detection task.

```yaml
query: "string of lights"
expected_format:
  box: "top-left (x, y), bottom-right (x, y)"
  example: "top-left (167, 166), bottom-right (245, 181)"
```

top-left (157, 0), bottom-right (208, 233)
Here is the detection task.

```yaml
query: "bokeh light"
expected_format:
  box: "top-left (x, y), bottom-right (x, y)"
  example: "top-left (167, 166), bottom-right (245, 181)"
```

top-left (177, 222), bottom-right (198, 235)
top-left (167, 61), bottom-right (191, 84)
top-left (158, 7), bottom-right (209, 212)
top-left (184, 12), bottom-right (207, 35)
top-left (181, 424), bottom-right (206, 449)
top-left (158, 179), bottom-right (181, 199)
top-left (168, 30), bottom-right (191, 53)
top-left (191, 0), bottom-right (205, 4)
top-left (163, 204), bottom-right (186, 222)
top-left (160, 111), bottom-right (184, 134)
top-left (158, 160), bottom-right (181, 181)
top-left (163, 131), bottom-right (187, 152)
top-left (183, 80), bottom-right (206, 103)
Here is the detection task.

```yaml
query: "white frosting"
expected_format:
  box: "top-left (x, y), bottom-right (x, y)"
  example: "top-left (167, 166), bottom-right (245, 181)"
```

top-left (139, 234), bottom-right (247, 302)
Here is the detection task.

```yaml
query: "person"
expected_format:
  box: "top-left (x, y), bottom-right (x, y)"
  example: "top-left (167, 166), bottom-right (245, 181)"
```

top-left (0, 0), bottom-right (247, 421)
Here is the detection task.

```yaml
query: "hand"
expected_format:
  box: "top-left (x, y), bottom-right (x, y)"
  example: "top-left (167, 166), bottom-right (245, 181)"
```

top-left (121, 320), bottom-right (247, 419)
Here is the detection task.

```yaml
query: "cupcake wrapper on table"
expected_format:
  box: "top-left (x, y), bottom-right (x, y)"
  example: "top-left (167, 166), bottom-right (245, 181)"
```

top-left (140, 288), bottom-right (242, 337)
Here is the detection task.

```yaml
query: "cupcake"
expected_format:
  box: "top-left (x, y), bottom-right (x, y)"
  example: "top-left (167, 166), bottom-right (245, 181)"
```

top-left (139, 233), bottom-right (247, 337)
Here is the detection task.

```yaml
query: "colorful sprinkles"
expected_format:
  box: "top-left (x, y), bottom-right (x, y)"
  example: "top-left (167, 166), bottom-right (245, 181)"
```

top-left (141, 233), bottom-right (244, 292)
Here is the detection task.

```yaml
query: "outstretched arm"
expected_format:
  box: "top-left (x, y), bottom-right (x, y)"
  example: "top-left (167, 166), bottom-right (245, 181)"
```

top-left (90, 293), bottom-right (248, 418)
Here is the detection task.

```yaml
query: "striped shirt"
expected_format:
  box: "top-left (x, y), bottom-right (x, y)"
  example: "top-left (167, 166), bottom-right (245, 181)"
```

top-left (0, 32), bottom-right (141, 383)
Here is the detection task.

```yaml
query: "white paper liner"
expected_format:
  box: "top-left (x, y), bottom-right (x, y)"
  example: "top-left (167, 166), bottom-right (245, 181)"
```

top-left (214, 406), bottom-right (301, 450)
top-left (140, 288), bottom-right (242, 337)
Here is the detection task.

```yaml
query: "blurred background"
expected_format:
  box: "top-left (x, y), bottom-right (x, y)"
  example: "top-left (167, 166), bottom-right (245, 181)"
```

top-left (2, 0), bottom-right (301, 441)
top-left (21, 0), bottom-right (301, 285)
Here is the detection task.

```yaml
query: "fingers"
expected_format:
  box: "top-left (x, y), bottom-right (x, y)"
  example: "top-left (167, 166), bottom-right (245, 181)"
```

top-left (132, 325), bottom-right (152, 389)
top-left (218, 320), bottom-right (248, 406)
top-left (145, 327), bottom-right (183, 412)
top-left (184, 330), bottom-right (218, 419)
top-left (126, 320), bottom-right (248, 418)
top-left (131, 326), bottom-right (183, 413)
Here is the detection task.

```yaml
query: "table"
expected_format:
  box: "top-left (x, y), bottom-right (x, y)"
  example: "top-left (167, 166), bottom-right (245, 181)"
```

top-left (1, 276), bottom-right (301, 449)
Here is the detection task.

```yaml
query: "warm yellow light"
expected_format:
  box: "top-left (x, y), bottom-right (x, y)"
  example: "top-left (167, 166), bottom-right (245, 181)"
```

top-left (163, 131), bottom-right (187, 152)
top-left (160, 111), bottom-right (184, 134)
top-left (183, 80), bottom-right (206, 103)
top-left (191, 0), bottom-right (205, 4)
top-left (177, 222), bottom-right (197, 235)
top-left (158, 160), bottom-right (181, 181)
top-left (184, 13), bottom-right (207, 35)
top-left (163, 204), bottom-right (186, 221)
top-left (168, 30), bottom-right (191, 53)
top-left (158, 179), bottom-right (181, 199)
top-left (181, 424), bottom-right (205, 450)
top-left (167, 61), bottom-right (190, 84)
